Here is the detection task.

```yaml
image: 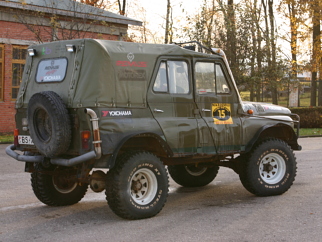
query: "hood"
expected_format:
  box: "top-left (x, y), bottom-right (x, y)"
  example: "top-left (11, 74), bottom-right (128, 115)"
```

top-left (242, 101), bottom-right (291, 116)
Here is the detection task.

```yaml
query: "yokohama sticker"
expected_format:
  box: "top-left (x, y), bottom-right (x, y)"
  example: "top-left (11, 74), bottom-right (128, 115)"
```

top-left (101, 110), bottom-right (132, 117)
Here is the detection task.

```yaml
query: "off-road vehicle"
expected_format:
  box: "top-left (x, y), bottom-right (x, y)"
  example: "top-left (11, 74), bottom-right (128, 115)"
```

top-left (6, 39), bottom-right (301, 220)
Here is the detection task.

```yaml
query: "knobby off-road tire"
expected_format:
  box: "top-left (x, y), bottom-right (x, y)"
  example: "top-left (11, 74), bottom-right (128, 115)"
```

top-left (31, 163), bottom-right (88, 206)
top-left (168, 164), bottom-right (219, 187)
top-left (105, 151), bottom-right (169, 220)
top-left (28, 91), bottom-right (71, 158)
top-left (239, 138), bottom-right (297, 196)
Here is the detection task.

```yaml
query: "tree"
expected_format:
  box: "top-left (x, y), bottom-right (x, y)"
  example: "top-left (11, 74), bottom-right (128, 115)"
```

top-left (309, 0), bottom-right (321, 106)
top-left (12, 0), bottom-right (115, 43)
top-left (117, 0), bottom-right (126, 15)
top-left (79, 0), bottom-right (106, 8)
top-left (259, 0), bottom-right (279, 104)
top-left (288, 1), bottom-right (299, 81)
top-left (244, 0), bottom-right (263, 101)
top-left (165, 0), bottom-right (172, 44)
top-left (183, 0), bottom-right (218, 48)
top-left (78, 0), bottom-right (127, 15)
top-left (254, 1), bottom-right (264, 101)
top-left (268, 0), bottom-right (279, 104)
top-left (182, 0), bottom-right (291, 103)
top-left (277, 0), bottom-right (308, 106)
top-left (216, 0), bottom-right (238, 77)
top-left (226, 0), bottom-right (237, 76)
top-left (126, 3), bottom-right (150, 43)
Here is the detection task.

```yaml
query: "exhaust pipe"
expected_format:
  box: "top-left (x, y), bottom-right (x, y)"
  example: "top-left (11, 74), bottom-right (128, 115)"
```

top-left (51, 108), bottom-right (102, 166)
top-left (84, 108), bottom-right (102, 159)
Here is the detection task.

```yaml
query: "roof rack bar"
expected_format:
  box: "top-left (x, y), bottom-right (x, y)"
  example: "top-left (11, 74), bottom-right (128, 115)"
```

top-left (173, 41), bottom-right (219, 55)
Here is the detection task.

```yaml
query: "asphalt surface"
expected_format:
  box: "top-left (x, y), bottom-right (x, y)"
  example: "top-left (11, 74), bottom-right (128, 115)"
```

top-left (0, 137), bottom-right (321, 242)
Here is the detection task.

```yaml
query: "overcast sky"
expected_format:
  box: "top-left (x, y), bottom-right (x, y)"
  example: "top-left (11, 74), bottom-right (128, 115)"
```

top-left (128, 0), bottom-right (201, 27)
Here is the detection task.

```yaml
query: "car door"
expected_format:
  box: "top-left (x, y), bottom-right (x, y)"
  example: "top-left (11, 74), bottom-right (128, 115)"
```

top-left (148, 58), bottom-right (214, 155)
top-left (194, 59), bottom-right (242, 154)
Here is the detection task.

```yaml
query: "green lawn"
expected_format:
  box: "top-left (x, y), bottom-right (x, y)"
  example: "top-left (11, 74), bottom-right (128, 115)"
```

top-left (299, 128), bottom-right (322, 136)
top-left (0, 133), bottom-right (14, 143)
top-left (240, 91), bottom-right (312, 107)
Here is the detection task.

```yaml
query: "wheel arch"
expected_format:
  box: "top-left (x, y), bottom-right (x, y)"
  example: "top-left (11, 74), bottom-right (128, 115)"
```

top-left (108, 132), bottom-right (173, 169)
top-left (245, 123), bottom-right (301, 153)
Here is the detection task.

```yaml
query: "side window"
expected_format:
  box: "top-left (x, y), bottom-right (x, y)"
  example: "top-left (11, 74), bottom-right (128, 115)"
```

top-left (195, 62), bottom-right (230, 95)
top-left (153, 60), bottom-right (189, 94)
top-left (216, 64), bottom-right (230, 93)
top-left (195, 62), bottom-right (215, 94)
top-left (153, 62), bottom-right (168, 92)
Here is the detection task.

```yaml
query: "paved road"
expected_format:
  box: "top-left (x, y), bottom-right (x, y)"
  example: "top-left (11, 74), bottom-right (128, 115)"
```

top-left (0, 138), bottom-right (322, 242)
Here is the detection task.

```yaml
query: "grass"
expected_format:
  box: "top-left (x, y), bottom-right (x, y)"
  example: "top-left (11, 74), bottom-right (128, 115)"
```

top-left (0, 133), bottom-right (14, 143)
top-left (239, 91), bottom-right (312, 107)
top-left (299, 128), bottom-right (322, 137)
top-left (0, 128), bottom-right (321, 145)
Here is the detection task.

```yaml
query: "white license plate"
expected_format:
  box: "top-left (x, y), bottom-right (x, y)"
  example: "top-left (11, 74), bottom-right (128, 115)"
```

top-left (18, 135), bottom-right (34, 145)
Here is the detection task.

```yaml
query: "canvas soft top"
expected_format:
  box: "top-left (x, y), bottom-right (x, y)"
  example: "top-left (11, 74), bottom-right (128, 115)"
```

top-left (16, 39), bottom-right (217, 109)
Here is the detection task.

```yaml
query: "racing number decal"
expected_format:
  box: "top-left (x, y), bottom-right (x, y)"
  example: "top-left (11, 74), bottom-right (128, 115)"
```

top-left (212, 103), bottom-right (233, 124)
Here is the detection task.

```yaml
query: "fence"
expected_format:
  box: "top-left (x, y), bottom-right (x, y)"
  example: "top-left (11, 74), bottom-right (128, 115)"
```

top-left (239, 81), bottom-right (318, 108)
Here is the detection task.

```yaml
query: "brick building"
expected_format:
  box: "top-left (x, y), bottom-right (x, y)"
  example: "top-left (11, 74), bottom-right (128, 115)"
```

top-left (0, 0), bottom-right (141, 133)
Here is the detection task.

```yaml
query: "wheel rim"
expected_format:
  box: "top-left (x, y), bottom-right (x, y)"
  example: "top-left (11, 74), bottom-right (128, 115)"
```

top-left (130, 168), bottom-right (157, 205)
top-left (52, 168), bottom-right (77, 194)
top-left (185, 165), bottom-right (207, 176)
top-left (259, 153), bottom-right (286, 184)
top-left (34, 108), bottom-right (52, 142)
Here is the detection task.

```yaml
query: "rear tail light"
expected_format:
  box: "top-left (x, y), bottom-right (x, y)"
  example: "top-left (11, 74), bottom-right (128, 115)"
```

top-left (14, 129), bottom-right (19, 147)
top-left (81, 130), bottom-right (91, 150)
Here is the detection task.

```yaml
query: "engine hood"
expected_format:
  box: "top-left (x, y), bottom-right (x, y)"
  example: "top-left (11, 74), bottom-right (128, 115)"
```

top-left (242, 101), bottom-right (291, 116)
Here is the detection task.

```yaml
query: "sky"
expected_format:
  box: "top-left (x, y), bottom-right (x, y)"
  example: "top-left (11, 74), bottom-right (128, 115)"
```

top-left (125, 0), bottom-right (203, 42)
top-left (132, 0), bottom-right (201, 20)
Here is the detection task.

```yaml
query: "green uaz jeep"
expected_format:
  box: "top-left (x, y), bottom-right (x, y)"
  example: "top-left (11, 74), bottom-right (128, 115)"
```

top-left (6, 39), bottom-right (301, 219)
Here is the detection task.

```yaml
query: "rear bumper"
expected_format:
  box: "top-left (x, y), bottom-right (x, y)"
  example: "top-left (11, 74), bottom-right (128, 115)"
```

top-left (6, 145), bottom-right (43, 162)
top-left (6, 144), bottom-right (97, 167)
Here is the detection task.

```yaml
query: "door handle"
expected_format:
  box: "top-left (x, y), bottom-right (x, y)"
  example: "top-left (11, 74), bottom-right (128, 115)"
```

top-left (202, 109), bottom-right (211, 112)
top-left (154, 108), bottom-right (164, 113)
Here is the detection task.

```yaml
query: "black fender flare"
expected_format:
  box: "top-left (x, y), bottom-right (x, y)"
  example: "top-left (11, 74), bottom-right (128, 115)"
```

top-left (245, 123), bottom-right (301, 153)
top-left (107, 132), bottom-right (173, 169)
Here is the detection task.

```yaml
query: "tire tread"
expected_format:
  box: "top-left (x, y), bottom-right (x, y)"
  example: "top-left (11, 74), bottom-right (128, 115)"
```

top-left (239, 138), bottom-right (297, 196)
top-left (105, 151), bottom-right (169, 219)
top-left (31, 163), bottom-right (88, 206)
top-left (28, 91), bottom-right (71, 157)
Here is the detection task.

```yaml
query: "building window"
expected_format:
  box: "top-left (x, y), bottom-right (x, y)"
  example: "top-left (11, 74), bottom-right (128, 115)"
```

top-left (12, 46), bottom-right (27, 100)
top-left (0, 44), bottom-right (4, 101)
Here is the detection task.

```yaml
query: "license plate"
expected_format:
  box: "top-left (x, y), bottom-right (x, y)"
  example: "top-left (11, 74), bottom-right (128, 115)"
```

top-left (18, 135), bottom-right (34, 145)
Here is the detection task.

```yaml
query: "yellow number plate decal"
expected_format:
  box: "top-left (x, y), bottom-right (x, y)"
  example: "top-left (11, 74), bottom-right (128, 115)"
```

top-left (212, 103), bottom-right (233, 124)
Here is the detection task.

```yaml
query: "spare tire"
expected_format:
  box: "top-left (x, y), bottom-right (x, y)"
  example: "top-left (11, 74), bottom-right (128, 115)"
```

top-left (28, 91), bottom-right (71, 158)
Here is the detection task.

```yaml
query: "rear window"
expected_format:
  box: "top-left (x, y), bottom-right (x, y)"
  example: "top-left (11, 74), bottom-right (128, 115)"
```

top-left (36, 58), bottom-right (68, 83)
